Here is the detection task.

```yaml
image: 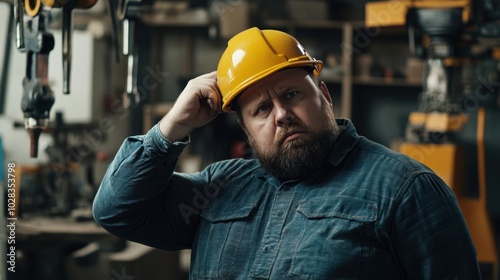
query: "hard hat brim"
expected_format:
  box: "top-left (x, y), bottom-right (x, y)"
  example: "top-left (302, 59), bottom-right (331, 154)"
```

top-left (220, 60), bottom-right (323, 112)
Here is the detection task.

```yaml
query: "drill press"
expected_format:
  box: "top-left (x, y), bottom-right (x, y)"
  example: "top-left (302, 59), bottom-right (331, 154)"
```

top-left (366, 1), bottom-right (500, 276)
top-left (14, 0), bottom-right (98, 157)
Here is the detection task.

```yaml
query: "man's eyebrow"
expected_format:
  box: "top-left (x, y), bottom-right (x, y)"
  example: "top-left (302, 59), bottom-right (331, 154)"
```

top-left (277, 85), bottom-right (300, 95)
top-left (250, 95), bottom-right (270, 110)
top-left (242, 81), bottom-right (301, 112)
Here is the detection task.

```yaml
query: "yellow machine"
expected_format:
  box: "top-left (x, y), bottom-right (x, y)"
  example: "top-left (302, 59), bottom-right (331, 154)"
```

top-left (367, 0), bottom-right (473, 138)
top-left (366, 0), bottom-right (472, 27)
top-left (366, 0), bottom-right (498, 278)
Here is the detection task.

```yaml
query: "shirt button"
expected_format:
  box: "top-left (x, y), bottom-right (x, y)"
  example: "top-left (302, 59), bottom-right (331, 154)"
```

top-left (263, 245), bottom-right (274, 252)
top-left (276, 210), bottom-right (285, 218)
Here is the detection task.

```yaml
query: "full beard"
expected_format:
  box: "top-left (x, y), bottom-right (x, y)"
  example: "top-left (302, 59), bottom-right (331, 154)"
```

top-left (248, 104), bottom-right (341, 182)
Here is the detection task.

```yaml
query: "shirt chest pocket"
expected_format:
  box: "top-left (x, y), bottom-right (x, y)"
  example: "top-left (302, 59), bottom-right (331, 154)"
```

top-left (192, 202), bottom-right (257, 279)
top-left (288, 195), bottom-right (379, 279)
top-left (297, 195), bottom-right (378, 222)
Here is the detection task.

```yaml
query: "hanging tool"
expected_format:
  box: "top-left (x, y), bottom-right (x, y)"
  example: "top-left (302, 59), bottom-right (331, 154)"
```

top-left (17, 8), bottom-right (55, 157)
top-left (22, 0), bottom-right (97, 94)
top-left (14, 0), bottom-right (24, 49)
top-left (14, 0), bottom-right (98, 157)
top-left (117, 0), bottom-right (143, 108)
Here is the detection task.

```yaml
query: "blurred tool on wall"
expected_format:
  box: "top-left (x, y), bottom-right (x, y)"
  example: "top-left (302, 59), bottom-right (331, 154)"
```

top-left (115, 0), bottom-right (143, 108)
top-left (4, 0), bottom-right (239, 158)
top-left (0, 0), bottom-right (216, 216)
top-left (0, 0), bottom-right (117, 218)
top-left (366, 0), bottom-right (500, 278)
top-left (7, 0), bottom-right (98, 158)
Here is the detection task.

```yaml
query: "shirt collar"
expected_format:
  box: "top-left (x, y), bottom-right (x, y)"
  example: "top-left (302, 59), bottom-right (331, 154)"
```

top-left (326, 118), bottom-right (359, 167)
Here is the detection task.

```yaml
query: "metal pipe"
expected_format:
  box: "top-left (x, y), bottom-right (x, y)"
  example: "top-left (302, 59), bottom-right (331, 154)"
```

top-left (62, 3), bottom-right (73, 94)
top-left (123, 19), bottom-right (134, 55)
top-left (14, 0), bottom-right (24, 49)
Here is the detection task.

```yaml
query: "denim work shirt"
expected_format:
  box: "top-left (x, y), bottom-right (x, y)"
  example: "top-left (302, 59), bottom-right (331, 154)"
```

top-left (93, 119), bottom-right (481, 280)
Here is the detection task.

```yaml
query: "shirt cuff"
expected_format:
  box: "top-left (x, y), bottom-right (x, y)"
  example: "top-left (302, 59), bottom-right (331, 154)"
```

top-left (142, 123), bottom-right (190, 159)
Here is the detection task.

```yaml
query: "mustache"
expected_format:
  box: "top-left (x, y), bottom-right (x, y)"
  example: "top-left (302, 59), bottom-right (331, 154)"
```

top-left (276, 122), bottom-right (309, 145)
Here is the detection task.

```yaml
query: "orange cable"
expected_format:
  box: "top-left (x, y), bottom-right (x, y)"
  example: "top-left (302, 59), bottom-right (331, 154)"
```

top-left (477, 107), bottom-right (486, 204)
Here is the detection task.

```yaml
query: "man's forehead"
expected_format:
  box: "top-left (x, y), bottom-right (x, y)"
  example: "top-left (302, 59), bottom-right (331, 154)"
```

top-left (238, 68), bottom-right (309, 103)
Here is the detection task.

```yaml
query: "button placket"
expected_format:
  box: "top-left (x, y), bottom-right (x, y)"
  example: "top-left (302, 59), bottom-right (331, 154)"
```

top-left (250, 183), bottom-right (296, 278)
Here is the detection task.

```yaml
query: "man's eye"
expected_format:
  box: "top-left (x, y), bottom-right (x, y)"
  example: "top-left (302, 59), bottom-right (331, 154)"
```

top-left (256, 104), bottom-right (271, 114)
top-left (286, 91), bottom-right (299, 98)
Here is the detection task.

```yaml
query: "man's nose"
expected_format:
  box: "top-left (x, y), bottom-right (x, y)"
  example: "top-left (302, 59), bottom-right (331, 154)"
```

top-left (274, 102), bottom-right (295, 127)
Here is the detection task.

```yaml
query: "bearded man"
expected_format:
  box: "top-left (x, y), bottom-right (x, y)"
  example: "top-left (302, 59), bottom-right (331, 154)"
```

top-left (93, 27), bottom-right (481, 279)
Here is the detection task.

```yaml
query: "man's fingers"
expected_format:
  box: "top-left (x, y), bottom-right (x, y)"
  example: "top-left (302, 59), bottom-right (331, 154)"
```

top-left (208, 88), bottom-right (223, 114)
top-left (205, 90), bottom-right (223, 114)
top-left (195, 73), bottom-right (222, 114)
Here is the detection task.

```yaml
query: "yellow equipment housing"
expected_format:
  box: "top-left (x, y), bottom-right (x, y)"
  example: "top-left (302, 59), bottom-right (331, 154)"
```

top-left (365, 0), bottom-right (472, 28)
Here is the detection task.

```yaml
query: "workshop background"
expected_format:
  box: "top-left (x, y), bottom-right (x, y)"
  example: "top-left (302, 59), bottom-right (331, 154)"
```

top-left (1, 0), bottom-right (500, 279)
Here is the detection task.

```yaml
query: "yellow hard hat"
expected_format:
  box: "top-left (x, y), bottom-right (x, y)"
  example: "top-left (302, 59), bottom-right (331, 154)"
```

top-left (217, 27), bottom-right (323, 112)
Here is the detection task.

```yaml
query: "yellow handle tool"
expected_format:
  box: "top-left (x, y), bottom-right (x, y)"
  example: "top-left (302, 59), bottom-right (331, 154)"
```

top-left (24, 0), bottom-right (41, 16)
top-left (43, 0), bottom-right (97, 9)
top-left (24, 0), bottom-right (97, 17)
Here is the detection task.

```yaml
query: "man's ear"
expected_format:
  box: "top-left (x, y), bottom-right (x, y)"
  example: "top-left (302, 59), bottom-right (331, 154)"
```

top-left (319, 81), bottom-right (333, 105)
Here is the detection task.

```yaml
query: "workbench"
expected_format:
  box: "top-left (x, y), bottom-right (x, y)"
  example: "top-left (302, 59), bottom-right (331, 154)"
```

top-left (12, 215), bottom-right (123, 280)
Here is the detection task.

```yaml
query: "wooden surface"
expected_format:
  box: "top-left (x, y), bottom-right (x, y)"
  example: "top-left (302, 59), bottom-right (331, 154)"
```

top-left (16, 215), bottom-right (119, 242)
